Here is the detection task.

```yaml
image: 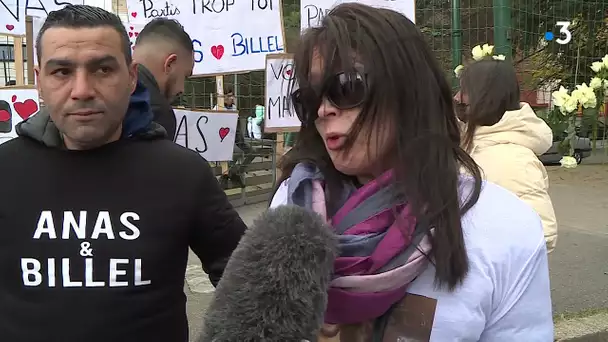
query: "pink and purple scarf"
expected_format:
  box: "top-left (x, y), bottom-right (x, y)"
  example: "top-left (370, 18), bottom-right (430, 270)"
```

top-left (287, 163), bottom-right (432, 325)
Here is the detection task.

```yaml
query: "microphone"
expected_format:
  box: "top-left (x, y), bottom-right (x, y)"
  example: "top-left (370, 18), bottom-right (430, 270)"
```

top-left (198, 205), bottom-right (338, 342)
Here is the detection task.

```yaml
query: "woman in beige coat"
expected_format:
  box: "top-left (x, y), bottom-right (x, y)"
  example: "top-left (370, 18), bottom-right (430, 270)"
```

top-left (454, 58), bottom-right (558, 253)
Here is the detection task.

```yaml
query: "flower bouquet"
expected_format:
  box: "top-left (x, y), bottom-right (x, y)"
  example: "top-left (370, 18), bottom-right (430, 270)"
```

top-left (550, 83), bottom-right (598, 168)
top-left (587, 55), bottom-right (608, 145)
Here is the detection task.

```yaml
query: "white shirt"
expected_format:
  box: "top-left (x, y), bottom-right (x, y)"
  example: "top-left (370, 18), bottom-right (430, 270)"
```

top-left (270, 179), bottom-right (554, 341)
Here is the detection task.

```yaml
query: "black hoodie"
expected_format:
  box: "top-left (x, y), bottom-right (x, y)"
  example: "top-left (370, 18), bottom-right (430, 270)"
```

top-left (138, 64), bottom-right (177, 139)
top-left (0, 107), bottom-right (247, 342)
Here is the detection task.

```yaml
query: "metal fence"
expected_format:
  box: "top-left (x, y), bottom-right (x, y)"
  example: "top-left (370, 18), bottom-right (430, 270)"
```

top-left (178, 0), bottom-right (608, 109)
top-left (170, 0), bottom-right (608, 205)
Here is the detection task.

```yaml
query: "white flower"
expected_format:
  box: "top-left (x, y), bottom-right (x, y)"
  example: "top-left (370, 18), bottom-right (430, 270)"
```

top-left (571, 83), bottom-right (597, 108)
top-left (552, 86), bottom-right (570, 108)
top-left (471, 45), bottom-right (484, 61)
top-left (454, 64), bottom-right (464, 77)
top-left (590, 77), bottom-right (604, 89)
top-left (492, 54), bottom-right (505, 61)
top-left (559, 156), bottom-right (578, 168)
top-left (482, 44), bottom-right (494, 56)
top-left (591, 61), bottom-right (604, 73)
top-left (471, 44), bottom-right (494, 61)
top-left (602, 55), bottom-right (608, 68)
top-left (563, 96), bottom-right (579, 114)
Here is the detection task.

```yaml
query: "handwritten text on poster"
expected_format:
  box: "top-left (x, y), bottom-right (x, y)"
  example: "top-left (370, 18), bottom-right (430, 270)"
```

top-left (173, 109), bottom-right (238, 161)
top-left (126, 0), bottom-right (286, 75)
top-left (300, 0), bottom-right (415, 31)
top-left (0, 0), bottom-right (27, 35)
top-left (264, 54), bottom-right (300, 131)
top-left (1, 0), bottom-right (113, 36)
top-left (0, 88), bottom-right (41, 145)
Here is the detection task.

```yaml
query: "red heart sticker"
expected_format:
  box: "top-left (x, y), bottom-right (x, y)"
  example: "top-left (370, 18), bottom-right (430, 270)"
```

top-left (131, 12), bottom-right (137, 18)
top-left (211, 45), bottom-right (224, 60)
top-left (0, 109), bottom-right (10, 122)
top-left (128, 31), bottom-right (133, 37)
top-left (134, 32), bottom-right (138, 37)
top-left (5, 24), bottom-right (14, 31)
top-left (218, 127), bottom-right (230, 141)
top-left (13, 98), bottom-right (39, 120)
top-left (130, 26), bottom-right (134, 30)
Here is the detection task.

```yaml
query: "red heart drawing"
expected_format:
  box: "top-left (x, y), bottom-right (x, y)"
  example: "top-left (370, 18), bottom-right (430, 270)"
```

top-left (211, 45), bottom-right (224, 60)
top-left (131, 12), bottom-right (137, 18)
top-left (11, 95), bottom-right (16, 102)
top-left (0, 109), bottom-right (10, 122)
top-left (13, 99), bottom-right (39, 120)
top-left (218, 127), bottom-right (230, 141)
top-left (6, 24), bottom-right (14, 31)
top-left (134, 32), bottom-right (139, 37)
top-left (285, 69), bottom-right (292, 76)
top-left (130, 26), bottom-right (134, 30)
top-left (128, 31), bottom-right (133, 37)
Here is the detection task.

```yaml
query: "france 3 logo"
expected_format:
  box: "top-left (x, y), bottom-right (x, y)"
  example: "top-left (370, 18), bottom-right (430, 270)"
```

top-left (544, 21), bottom-right (572, 45)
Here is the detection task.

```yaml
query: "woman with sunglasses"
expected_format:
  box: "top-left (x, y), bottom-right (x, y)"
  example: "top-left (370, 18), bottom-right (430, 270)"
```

top-left (270, 3), bottom-right (553, 341)
top-left (453, 58), bottom-right (557, 254)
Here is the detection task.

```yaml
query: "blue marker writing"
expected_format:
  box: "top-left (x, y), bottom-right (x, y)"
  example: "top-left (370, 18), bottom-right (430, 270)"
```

top-left (231, 33), bottom-right (283, 57)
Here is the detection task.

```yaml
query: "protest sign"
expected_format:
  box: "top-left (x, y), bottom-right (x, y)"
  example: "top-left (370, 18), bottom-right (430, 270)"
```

top-left (264, 53), bottom-right (300, 132)
top-left (173, 109), bottom-right (238, 161)
top-left (300, 0), bottom-right (415, 31)
top-left (0, 86), bottom-right (41, 145)
top-left (126, 0), bottom-right (286, 75)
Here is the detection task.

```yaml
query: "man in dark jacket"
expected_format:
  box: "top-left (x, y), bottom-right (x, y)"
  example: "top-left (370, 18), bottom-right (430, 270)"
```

top-left (133, 18), bottom-right (194, 140)
top-left (0, 6), bottom-right (245, 342)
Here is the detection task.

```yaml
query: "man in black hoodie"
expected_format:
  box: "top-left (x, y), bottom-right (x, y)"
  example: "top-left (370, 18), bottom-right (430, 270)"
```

top-left (133, 18), bottom-right (194, 140)
top-left (0, 5), bottom-right (246, 342)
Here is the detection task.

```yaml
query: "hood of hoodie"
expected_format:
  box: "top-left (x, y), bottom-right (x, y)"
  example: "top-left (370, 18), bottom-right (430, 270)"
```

top-left (16, 80), bottom-right (166, 148)
top-left (471, 102), bottom-right (553, 155)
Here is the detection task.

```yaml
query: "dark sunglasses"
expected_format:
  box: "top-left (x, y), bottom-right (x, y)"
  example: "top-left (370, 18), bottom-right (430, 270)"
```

top-left (290, 71), bottom-right (368, 124)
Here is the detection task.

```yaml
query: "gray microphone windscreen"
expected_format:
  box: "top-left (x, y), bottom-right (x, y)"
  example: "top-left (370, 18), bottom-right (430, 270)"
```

top-left (198, 205), bottom-right (337, 342)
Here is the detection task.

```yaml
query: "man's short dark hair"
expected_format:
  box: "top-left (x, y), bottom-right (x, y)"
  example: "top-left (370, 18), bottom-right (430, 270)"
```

top-left (135, 18), bottom-right (193, 53)
top-left (36, 5), bottom-right (131, 65)
top-left (225, 87), bottom-right (234, 95)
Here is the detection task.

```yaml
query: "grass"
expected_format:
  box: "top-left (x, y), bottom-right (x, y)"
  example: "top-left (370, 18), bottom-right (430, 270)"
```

top-left (554, 307), bottom-right (608, 323)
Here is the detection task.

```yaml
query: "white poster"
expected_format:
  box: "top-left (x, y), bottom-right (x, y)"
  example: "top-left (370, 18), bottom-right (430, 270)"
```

top-left (173, 109), bottom-right (238, 161)
top-left (264, 53), bottom-right (300, 131)
top-left (26, 0), bottom-right (112, 18)
top-left (0, 88), bottom-right (41, 145)
top-left (26, 0), bottom-right (83, 18)
top-left (0, 0), bottom-right (114, 37)
top-left (126, 0), bottom-right (286, 75)
top-left (300, 0), bottom-right (415, 31)
top-left (0, 0), bottom-right (27, 35)
top-left (123, 22), bottom-right (145, 51)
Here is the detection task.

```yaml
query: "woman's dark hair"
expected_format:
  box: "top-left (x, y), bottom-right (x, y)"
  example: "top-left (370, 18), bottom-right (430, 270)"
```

top-left (459, 58), bottom-right (521, 152)
top-left (276, 3), bottom-right (482, 290)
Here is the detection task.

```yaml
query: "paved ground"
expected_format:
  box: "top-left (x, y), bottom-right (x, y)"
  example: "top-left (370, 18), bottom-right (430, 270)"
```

top-left (185, 202), bottom-right (267, 340)
top-left (184, 159), bottom-right (608, 341)
top-left (545, 162), bottom-right (608, 314)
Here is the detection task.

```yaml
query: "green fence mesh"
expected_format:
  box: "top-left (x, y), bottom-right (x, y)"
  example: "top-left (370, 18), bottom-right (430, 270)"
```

top-left (512, 1), bottom-right (608, 95)
top-left (178, 0), bottom-right (608, 117)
